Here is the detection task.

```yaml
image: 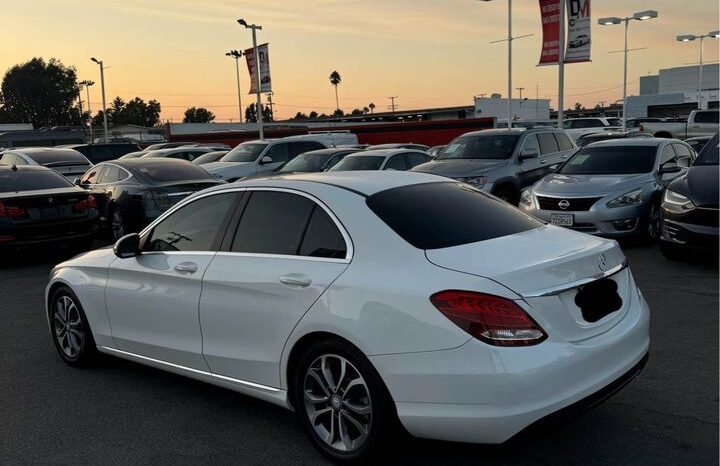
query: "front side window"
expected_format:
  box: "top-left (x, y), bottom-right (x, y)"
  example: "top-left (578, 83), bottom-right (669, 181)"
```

top-left (520, 134), bottom-right (541, 155)
top-left (660, 145), bottom-right (678, 167)
top-left (81, 166), bottom-right (103, 185)
top-left (265, 143), bottom-right (289, 163)
top-left (694, 111), bottom-right (719, 124)
top-left (383, 155), bottom-right (408, 170)
top-left (144, 193), bottom-right (237, 252)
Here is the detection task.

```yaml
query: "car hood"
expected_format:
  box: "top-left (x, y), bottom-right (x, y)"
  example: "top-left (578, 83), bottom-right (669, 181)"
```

top-left (534, 173), bottom-right (650, 197)
top-left (668, 165), bottom-right (719, 207)
top-left (412, 159), bottom-right (508, 177)
top-left (202, 162), bottom-right (257, 177)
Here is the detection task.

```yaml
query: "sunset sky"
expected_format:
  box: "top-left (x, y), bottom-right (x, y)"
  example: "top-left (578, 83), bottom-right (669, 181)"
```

top-left (3, 0), bottom-right (718, 122)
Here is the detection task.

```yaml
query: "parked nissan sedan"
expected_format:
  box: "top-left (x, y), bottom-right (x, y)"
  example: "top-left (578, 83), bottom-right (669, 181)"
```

top-left (520, 138), bottom-right (696, 238)
top-left (47, 171), bottom-right (649, 463)
top-left (328, 149), bottom-right (430, 172)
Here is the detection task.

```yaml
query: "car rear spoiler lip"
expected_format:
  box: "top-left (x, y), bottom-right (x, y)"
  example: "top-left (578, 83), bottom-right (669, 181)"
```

top-left (521, 259), bottom-right (629, 298)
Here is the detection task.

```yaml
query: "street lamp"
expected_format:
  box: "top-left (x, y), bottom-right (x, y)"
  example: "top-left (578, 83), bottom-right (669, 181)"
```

top-left (90, 57), bottom-right (109, 142)
top-left (78, 80), bottom-right (95, 142)
top-left (237, 18), bottom-right (264, 139)
top-left (598, 10), bottom-right (659, 130)
top-left (676, 31), bottom-right (720, 109)
top-left (226, 50), bottom-right (244, 123)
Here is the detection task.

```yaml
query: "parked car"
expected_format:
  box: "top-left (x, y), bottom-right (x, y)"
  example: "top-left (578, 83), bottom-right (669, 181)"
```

top-left (660, 133), bottom-right (719, 259)
top-left (328, 149), bottom-right (431, 172)
top-left (59, 143), bottom-right (142, 164)
top-left (143, 142), bottom-right (198, 151)
top-left (411, 128), bottom-right (576, 204)
top-left (76, 158), bottom-right (224, 240)
top-left (575, 131), bottom-right (653, 147)
top-left (364, 143), bottom-right (430, 151)
top-left (244, 148), bottom-right (359, 179)
top-left (0, 147), bottom-right (92, 182)
top-left (204, 133), bottom-right (358, 181)
top-left (46, 171), bottom-right (649, 463)
top-left (640, 110), bottom-right (719, 139)
top-left (192, 151), bottom-right (229, 165)
top-left (561, 117), bottom-right (622, 140)
top-left (141, 147), bottom-right (217, 162)
top-left (118, 151), bottom-right (148, 160)
top-left (519, 139), bottom-right (695, 238)
top-left (0, 165), bottom-right (99, 251)
top-left (684, 135), bottom-right (713, 154)
top-left (568, 34), bottom-right (590, 48)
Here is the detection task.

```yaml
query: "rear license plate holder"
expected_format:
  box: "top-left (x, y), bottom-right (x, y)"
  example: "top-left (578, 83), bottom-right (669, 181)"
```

top-left (575, 278), bottom-right (622, 323)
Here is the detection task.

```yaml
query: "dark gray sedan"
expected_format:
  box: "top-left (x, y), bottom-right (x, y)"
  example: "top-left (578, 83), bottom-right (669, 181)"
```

top-left (519, 139), bottom-right (695, 239)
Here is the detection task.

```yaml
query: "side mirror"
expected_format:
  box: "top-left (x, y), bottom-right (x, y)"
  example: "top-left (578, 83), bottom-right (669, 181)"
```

top-left (259, 156), bottom-right (273, 165)
top-left (519, 149), bottom-right (539, 162)
top-left (659, 164), bottom-right (682, 175)
top-left (113, 233), bottom-right (140, 258)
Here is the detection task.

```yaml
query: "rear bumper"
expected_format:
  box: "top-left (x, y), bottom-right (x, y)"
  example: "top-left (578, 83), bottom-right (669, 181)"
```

top-left (369, 286), bottom-right (650, 444)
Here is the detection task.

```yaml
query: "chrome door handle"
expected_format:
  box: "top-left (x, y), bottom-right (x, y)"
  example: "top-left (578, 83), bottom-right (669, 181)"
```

top-left (280, 274), bottom-right (312, 288)
top-left (561, 155), bottom-right (568, 159)
top-left (174, 262), bottom-right (198, 274)
top-left (539, 159), bottom-right (547, 164)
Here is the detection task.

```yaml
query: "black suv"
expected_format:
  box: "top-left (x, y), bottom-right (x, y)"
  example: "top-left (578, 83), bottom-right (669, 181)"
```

top-left (61, 143), bottom-right (142, 164)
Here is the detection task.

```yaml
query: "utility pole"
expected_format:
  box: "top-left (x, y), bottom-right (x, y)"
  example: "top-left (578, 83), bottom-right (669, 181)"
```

top-left (80, 80), bottom-right (95, 142)
top-left (225, 50), bottom-right (244, 123)
top-left (388, 96), bottom-right (398, 114)
top-left (516, 87), bottom-right (525, 100)
top-left (266, 91), bottom-right (275, 120)
top-left (238, 19), bottom-right (264, 139)
top-left (90, 58), bottom-right (108, 142)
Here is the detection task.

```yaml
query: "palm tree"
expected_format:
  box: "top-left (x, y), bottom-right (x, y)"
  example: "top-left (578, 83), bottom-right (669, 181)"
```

top-left (329, 71), bottom-right (341, 112)
top-left (368, 102), bottom-right (375, 114)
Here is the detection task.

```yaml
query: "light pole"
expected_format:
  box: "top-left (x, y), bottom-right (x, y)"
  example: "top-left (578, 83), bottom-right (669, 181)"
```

top-left (78, 80), bottom-right (95, 142)
top-left (226, 50), bottom-right (244, 123)
top-left (237, 19), bottom-right (264, 140)
top-left (677, 31), bottom-right (720, 110)
top-left (90, 57), bottom-right (109, 142)
top-left (598, 10), bottom-right (659, 130)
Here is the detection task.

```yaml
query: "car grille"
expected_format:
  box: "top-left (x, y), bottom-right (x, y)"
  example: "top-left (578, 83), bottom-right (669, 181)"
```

top-left (536, 196), bottom-right (602, 211)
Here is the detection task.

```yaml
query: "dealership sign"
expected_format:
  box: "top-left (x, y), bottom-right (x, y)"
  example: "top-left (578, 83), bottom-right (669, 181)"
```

top-left (245, 43), bottom-right (272, 94)
top-left (538, 0), bottom-right (591, 65)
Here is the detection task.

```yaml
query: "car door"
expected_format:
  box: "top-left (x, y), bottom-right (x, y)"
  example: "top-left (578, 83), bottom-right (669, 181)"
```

top-left (515, 134), bottom-right (545, 188)
top-left (537, 132), bottom-right (565, 176)
top-left (199, 189), bottom-right (351, 387)
top-left (105, 191), bottom-right (240, 370)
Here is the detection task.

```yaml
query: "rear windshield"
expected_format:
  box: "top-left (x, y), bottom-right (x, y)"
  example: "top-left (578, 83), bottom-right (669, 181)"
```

top-left (192, 151), bottom-right (227, 164)
top-left (329, 155), bottom-right (384, 171)
top-left (135, 163), bottom-right (216, 182)
top-left (694, 134), bottom-right (719, 166)
top-left (0, 170), bottom-right (73, 193)
top-left (221, 143), bottom-right (268, 163)
top-left (21, 149), bottom-right (88, 165)
top-left (367, 182), bottom-right (541, 250)
top-left (559, 146), bottom-right (656, 175)
top-left (436, 134), bottom-right (520, 160)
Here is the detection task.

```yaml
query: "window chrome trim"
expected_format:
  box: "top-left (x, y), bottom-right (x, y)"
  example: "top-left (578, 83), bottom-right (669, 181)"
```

top-left (98, 346), bottom-right (281, 393)
top-left (521, 259), bottom-right (628, 298)
top-left (215, 251), bottom-right (349, 264)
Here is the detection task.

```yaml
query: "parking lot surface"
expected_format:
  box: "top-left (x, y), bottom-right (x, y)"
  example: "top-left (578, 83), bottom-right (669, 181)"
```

top-left (1, 241), bottom-right (717, 465)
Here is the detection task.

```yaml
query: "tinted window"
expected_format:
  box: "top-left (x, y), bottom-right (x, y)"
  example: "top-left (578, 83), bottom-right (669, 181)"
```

top-left (221, 142), bottom-right (268, 162)
top-left (436, 134), bottom-right (520, 160)
top-left (88, 145), bottom-right (115, 163)
top-left (406, 152), bottom-right (430, 168)
top-left (537, 133), bottom-right (560, 154)
top-left (556, 133), bottom-right (574, 151)
top-left (0, 153), bottom-right (22, 165)
top-left (279, 152), bottom-right (334, 173)
top-left (144, 193), bottom-right (236, 252)
top-left (329, 155), bottom-right (385, 171)
top-left (290, 141), bottom-right (326, 157)
top-left (384, 155), bottom-right (408, 170)
top-left (324, 153), bottom-right (348, 170)
top-left (694, 111), bottom-right (719, 124)
top-left (81, 167), bottom-right (103, 185)
top-left (367, 182), bottom-right (541, 250)
top-left (135, 162), bottom-right (217, 182)
top-left (559, 146), bottom-right (657, 175)
top-left (20, 149), bottom-right (88, 165)
top-left (192, 151), bottom-right (227, 165)
top-left (231, 191), bottom-right (314, 255)
top-left (672, 144), bottom-right (693, 165)
top-left (0, 169), bottom-right (74, 193)
top-left (660, 145), bottom-right (677, 166)
top-left (265, 143), bottom-right (289, 163)
top-left (694, 134), bottom-right (719, 166)
top-left (298, 207), bottom-right (347, 258)
top-left (98, 165), bottom-right (126, 183)
top-left (520, 134), bottom-right (541, 155)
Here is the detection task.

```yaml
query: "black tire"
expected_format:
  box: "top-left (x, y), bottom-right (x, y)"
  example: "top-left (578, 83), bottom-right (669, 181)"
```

top-left (493, 186), bottom-right (518, 205)
top-left (48, 286), bottom-right (98, 366)
top-left (109, 207), bottom-right (126, 241)
top-left (645, 202), bottom-right (661, 241)
top-left (292, 338), bottom-right (401, 464)
top-left (660, 241), bottom-right (684, 261)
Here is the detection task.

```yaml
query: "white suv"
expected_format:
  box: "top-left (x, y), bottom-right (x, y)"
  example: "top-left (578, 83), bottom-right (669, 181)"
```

top-left (562, 117), bottom-right (622, 140)
top-left (203, 133), bottom-right (358, 181)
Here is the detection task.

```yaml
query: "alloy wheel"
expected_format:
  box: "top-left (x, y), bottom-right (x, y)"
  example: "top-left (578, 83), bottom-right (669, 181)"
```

top-left (53, 295), bottom-right (84, 359)
top-left (303, 354), bottom-right (373, 453)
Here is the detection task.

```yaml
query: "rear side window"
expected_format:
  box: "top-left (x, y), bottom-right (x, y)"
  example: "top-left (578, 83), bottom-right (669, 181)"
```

top-left (555, 133), bottom-right (574, 151)
top-left (0, 170), bottom-right (74, 193)
top-left (298, 207), bottom-right (347, 258)
top-left (537, 133), bottom-right (560, 154)
top-left (367, 182), bottom-right (541, 250)
top-left (135, 162), bottom-right (216, 182)
top-left (98, 165), bottom-right (127, 183)
top-left (694, 111), bottom-right (719, 124)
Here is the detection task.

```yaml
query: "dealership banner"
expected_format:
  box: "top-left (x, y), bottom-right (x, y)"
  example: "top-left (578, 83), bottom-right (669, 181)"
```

top-left (564, 0), bottom-right (591, 63)
top-left (538, 0), bottom-right (561, 65)
top-left (245, 43), bottom-right (272, 94)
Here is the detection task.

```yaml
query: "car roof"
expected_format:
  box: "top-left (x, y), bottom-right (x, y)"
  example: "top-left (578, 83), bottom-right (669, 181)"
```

top-left (343, 148), bottom-right (420, 158)
top-left (7, 147), bottom-right (85, 156)
top-left (584, 138), bottom-right (671, 147)
top-left (296, 148), bottom-right (358, 156)
top-left (109, 158), bottom-right (194, 169)
top-left (457, 128), bottom-right (542, 137)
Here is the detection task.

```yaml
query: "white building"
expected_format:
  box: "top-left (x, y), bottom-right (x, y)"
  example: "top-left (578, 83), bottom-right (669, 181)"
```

top-left (474, 95), bottom-right (551, 122)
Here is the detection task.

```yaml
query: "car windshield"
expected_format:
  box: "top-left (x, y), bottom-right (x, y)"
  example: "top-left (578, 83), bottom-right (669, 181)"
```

top-left (693, 134), bottom-right (719, 166)
top-left (435, 134), bottom-right (520, 160)
top-left (0, 170), bottom-right (73, 192)
top-left (220, 143), bottom-right (268, 163)
top-left (559, 146), bottom-right (657, 175)
top-left (329, 155), bottom-right (384, 171)
top-left (279, 153), bottom-right (332, 173)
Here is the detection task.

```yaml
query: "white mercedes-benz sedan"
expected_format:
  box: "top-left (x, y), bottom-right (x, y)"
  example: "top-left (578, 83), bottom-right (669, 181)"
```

top-left (46, 171), bottom-right (649, 463)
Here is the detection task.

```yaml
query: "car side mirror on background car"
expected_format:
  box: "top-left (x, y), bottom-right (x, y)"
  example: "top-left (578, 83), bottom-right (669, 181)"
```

top-left (113, 233), bottom-right (140, 258)
top-left (659, 164), bottom-right (682, 175)
top-left (519, 149), bottom-right (539, 162)
top-left (259, 156), bottom-right (273, 164)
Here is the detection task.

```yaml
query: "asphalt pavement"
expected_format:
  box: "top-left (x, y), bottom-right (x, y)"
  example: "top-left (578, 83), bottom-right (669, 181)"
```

top-left (1, 241), bottom-right (717, 465)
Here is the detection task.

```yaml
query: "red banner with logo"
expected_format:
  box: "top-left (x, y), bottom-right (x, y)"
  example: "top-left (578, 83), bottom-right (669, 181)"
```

top-left (538, 0), bottom-right (561, 65)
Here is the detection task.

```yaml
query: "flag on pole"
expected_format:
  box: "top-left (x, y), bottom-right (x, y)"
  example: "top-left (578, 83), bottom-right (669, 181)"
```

top-left (538, 0), bottom-right (561, 65)
top-left (245, 43), bottom-right (272, 94)
top-left (564, 0), bottom-right (591, 63)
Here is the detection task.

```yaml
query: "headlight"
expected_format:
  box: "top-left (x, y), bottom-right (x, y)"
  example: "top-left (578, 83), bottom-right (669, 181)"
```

top-left (662, 189), bottom-right (695, 213)
top-left (519, 187), bottom-right (536, 209)
top-left (607, 189), bottom-right (643, 208)
top-left (457, 176), bottom-right (487, 188)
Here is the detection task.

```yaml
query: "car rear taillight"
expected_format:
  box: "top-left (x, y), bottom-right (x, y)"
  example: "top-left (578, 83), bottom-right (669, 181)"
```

top-left (430, 290), bottom-right (547, 347)
top-left (72, 195), bottom-right (97, 213)
top-left (0, 201), bottom-right (29, 220)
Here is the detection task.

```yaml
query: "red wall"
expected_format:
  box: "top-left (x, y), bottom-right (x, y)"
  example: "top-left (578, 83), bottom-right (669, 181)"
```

top-left (168, 118), bottom-right (495, 148)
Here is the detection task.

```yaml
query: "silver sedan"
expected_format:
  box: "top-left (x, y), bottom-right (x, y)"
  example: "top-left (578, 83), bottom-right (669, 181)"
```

top-left (519, 139), bottom-right (695, 239)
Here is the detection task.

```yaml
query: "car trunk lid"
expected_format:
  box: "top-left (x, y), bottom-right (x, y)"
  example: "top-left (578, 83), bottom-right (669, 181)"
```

top-left (1, 189), bottom-right (91, 223)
